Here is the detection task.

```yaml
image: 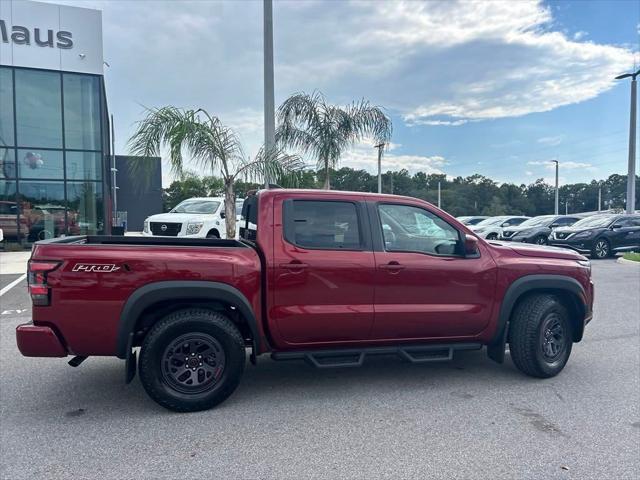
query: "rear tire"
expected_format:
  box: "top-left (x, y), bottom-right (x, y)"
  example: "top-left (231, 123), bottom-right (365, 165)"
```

top-left (508, 294), bottom-right (572, 378)
top-left (591, 238), bottom-right (610, 259)
top-left (139, 309), bottom-right (245, 412)
top-left (486, 233), bottom-right (498, 240)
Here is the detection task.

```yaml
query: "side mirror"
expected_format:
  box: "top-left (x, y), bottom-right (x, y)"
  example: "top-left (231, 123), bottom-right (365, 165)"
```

top-left (501, 222), bottom-right (509, 227)
top-left (550, 223), bottom-right (559, 228)
top-left (464, 234), bottom-right (480, 258)
top-left (220, 212), bottom-right (226, 219)
top-left (611, 223), bottom-right (622, 229)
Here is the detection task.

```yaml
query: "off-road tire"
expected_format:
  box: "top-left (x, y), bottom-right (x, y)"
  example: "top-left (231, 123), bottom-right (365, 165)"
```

top-left (139, 309), bottom-right (245, 412)
top-left (591, 238), bottom-right (610, 259)
top-left (508, 294), bottom-right (572, 378)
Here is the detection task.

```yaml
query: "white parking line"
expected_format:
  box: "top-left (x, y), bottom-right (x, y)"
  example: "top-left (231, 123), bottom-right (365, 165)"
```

top-left (0, 274), bottom-right (27, 297)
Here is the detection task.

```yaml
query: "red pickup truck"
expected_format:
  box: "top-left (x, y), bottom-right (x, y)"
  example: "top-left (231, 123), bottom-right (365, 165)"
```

top-left (17, 189), bottom-right (594, 412)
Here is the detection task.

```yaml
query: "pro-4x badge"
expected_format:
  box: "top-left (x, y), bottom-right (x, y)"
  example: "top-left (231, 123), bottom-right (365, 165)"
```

top-left (72, 263), bottom-right (121, 273)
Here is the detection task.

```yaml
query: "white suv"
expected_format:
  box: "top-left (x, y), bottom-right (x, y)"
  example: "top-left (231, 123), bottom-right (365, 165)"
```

top-left (469, 215), bottom-right (529, 240)
top-left (142, 197), bottom-right (243, 239)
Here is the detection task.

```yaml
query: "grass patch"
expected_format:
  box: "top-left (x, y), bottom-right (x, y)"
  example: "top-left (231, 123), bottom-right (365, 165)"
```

top-left (622, 252), bottom-right (640, 262)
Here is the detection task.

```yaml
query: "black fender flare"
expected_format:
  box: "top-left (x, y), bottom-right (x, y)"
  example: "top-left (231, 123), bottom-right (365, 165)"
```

top-left (116, 281), bottom-right (261, 359)
top-left (487, 274), bottom-right (588, 363)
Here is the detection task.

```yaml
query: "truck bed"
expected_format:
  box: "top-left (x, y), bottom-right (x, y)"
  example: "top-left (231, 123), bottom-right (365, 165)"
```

top-left (29, 235), bottom-right (262, 356)
top-left (35, 235), bottom-right (248, 248)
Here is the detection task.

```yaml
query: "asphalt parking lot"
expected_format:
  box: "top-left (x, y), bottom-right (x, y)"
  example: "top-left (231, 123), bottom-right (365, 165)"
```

top-left (0, 259), bottom-right (638, 479)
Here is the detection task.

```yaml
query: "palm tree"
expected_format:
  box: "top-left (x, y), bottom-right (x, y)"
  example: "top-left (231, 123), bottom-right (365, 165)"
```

top-left (128, 106), bottom-right (303, 238)
top-left (277, 91), bottom-right (392, 189)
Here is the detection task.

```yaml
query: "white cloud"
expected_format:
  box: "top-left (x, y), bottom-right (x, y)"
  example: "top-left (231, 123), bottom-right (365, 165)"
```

top-left (573, 31), bottom-right (588, 40)
top-left (537, 135), bottom-right (565, 146)
top-left (42, 0), bottom-right (636, 184)
top-left (527, 160), bottom-right (596, 172)
top-left (339, 143), bottom-right (447, 175)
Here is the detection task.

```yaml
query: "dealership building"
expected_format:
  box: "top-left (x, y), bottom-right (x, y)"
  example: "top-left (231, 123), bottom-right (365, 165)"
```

top-left (1, 0), bottom-right (160, 244)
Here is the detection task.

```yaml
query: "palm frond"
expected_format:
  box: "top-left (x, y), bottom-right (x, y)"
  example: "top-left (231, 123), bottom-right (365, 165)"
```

top-left (234, 146), bottom-right (305, 186)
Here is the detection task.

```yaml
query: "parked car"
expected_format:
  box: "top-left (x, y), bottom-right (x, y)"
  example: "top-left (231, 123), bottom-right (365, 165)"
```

top-left (469, 215), bottom-right (530, 240)
top-left (17, 189), bottom-right (594, 412)
top-left (549, 213), bottom-right (640, 259)
top-left (500, 215), bottom-right (581, 245)
top-left (456, 216), bottom-right (489, 226)
top-left (142, 197), bottom-right (243, 239)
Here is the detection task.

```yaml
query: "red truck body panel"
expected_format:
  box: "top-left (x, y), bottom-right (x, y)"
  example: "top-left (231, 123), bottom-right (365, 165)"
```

top-left (18, 189), bottom-right (593, 360)
top-left (29, 243), bottom-right (262, 356)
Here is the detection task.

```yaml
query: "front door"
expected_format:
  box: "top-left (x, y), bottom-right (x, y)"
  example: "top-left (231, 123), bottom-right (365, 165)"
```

top-left (271, 197), bottom-right (376, 346)
top-left (370, 202), bottom-right (497, 340)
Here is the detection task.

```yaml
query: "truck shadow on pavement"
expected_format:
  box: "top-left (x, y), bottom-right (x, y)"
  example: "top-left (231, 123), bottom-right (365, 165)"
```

top-left (26, 348), bottom-right (538, 416)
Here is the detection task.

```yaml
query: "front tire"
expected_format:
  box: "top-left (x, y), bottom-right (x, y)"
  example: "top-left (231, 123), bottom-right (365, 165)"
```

top-left (591, 238), bottom-right (610, 259)
top-left (508, 294), bottom-right (572, 378)
top-left (486, 232), bottom-right (498, 240)
top-left (139, 309), bottom-right (245, 412)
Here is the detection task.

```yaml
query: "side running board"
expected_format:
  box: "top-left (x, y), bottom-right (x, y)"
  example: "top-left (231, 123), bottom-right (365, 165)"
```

top-left (271, 343), bottom-right (482, 369)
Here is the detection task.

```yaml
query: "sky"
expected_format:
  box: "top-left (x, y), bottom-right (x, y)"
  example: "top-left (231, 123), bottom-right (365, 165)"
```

top-left (44, 0), bottom-right (640, 187)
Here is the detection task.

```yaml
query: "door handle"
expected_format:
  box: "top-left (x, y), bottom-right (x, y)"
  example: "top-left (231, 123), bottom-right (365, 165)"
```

top-left (379, 262), bottom-right (404, 272)
top-left (280, 262), bottom-right (309, 270)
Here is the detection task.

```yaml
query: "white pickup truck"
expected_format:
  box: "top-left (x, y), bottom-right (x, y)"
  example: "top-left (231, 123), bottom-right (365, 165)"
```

top-left (142, 197), bottom-right (243, 239)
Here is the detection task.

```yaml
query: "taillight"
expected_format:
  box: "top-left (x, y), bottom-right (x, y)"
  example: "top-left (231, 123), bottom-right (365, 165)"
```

top-left (28, 261), bottom-right (61, 306)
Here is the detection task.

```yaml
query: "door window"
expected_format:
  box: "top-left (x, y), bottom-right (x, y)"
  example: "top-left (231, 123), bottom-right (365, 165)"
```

top-left (555, 217), bottom-right (578, 226)
top-left (284, 200), bottom-right (362, 250)
top-left (378, 204), bottom-right (461, 256)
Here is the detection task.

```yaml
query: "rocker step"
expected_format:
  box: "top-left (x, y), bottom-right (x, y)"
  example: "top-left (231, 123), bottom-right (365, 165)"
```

top-left (271, 343), bottom-right (482, 369)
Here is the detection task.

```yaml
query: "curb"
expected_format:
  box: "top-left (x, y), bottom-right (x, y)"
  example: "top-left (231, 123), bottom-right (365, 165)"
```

top-left (616, 257), bottom-right (640, 266)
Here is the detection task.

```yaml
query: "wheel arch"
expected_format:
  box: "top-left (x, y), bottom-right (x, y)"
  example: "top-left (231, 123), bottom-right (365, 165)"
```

top-left (116, 281), bottom-right (261, 360)
top-left (487, 274), bottom-right (588, 363)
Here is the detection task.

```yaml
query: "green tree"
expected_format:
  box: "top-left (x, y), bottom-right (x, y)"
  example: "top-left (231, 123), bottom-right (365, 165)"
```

top-left (276, 91), bottom-right (392, 189)
top-left (128, 107), bottom-right (303, 238)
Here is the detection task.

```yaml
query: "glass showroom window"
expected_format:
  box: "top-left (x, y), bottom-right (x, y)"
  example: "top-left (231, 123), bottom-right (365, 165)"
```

top-left (15, 69), bottom-right (63, 149)
top-left (1, 148), bottom-right (17, 180)
top-left (17, 181), bottom-right (66, 241)
top-left (0, 180), bottom-right (22, 242)
top-left (66, 151), bottom-right (102, 181)
top-left (67, 182), bottom-right (103, 235)
top-left (0, 67), bottom-right (14, 148)
top-left (63, 74), bottom-right (101, 151)
top-left (17, 149), bottom-right (64, 180)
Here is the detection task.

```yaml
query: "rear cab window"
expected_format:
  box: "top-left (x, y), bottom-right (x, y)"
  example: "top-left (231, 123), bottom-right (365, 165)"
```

top-left (283, 200), bottom-right (363, 250)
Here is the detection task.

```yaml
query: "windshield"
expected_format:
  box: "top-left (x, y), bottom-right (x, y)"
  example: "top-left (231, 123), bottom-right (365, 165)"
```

top-left (475, 216), bottom-right (507, 227)
top-left (171, 200), bottom-right (221, 214)
top-left (518, 216), bottom-right (555, 228)
top-left (571, 215), bottom-right (616, 228)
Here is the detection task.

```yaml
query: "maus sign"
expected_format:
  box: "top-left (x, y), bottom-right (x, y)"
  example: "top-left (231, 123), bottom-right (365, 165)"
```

top-left (0, 20), bottom-right (73, 49)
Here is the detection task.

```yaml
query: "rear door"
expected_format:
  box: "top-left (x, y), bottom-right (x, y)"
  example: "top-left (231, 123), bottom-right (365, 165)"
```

top-left (370, 201), bottom-right (498, 340)
top-left (271, 196), bottom-right (376, 346)
top-left (615, 216), bottom-right (640, 250)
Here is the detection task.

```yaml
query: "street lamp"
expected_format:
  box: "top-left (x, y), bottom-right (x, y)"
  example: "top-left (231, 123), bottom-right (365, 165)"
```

top-left (615, 68), bottom-right (639, 214)
top-left (550, 159), bottom-right (559, 215)
top-left (374, 143), bottom-right (385, 193)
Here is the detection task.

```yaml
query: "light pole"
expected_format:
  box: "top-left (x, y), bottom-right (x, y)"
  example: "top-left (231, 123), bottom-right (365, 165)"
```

top-left (615, 68), bottom-right (639, 214)
top-left (551, 159), bottom-right (559, 215)
top-left (597, 180), bottom-right (605, 212)
top-left (374, 143), bottom-right (385, 193)
top-left (437, 181), bottom-right (441, 209)
top-left (263, 0), bottom-right (275, 189)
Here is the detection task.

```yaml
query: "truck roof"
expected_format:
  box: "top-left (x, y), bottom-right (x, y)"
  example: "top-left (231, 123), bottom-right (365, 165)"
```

top-left (257, 188), bottom-right (436, 204)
